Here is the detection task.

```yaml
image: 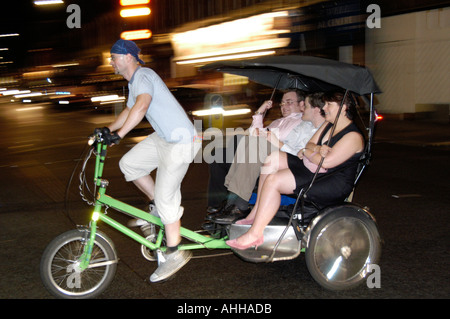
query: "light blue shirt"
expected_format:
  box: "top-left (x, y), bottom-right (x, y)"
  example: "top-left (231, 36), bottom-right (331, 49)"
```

top-left (127, 67), bottom-right (196, 143)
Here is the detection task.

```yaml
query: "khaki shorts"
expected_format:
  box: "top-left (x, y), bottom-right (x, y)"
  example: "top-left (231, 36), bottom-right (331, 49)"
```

top-left (119, 133), bottom-right (201, 224)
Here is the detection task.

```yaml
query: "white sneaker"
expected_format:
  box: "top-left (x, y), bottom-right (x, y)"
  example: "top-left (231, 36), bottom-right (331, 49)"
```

top-left (127, 203), bottom-right (159, 227)
top-left (150, 250), bottom-right (192, 283)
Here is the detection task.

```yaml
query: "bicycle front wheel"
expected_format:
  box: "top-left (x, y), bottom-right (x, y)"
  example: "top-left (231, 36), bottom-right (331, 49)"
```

top-left (40, 229), bottom-right (117, 299)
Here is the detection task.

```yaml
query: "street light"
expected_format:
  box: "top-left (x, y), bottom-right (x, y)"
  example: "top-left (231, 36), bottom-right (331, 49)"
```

top-left (120, 7), bottom-right (151, 18)
top-left (0, 33), bottom-right (19, 38)
top-left (120, 0), bottom-right (150, 5)
top-left (34, 0), bottom-right (64, 5)
top-left (121, 29), bottom-right (152, 40)
top-left (119, 0), bottom-right (152, 40)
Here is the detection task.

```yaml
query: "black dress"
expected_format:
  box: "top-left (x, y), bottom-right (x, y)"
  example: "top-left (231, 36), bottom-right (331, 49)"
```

top-left (287, 122), bottom-right (364, 208)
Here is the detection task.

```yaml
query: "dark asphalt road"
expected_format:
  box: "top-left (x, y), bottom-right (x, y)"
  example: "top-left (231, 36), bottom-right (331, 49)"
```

top-left (0, 105), bottom-right (449, 302)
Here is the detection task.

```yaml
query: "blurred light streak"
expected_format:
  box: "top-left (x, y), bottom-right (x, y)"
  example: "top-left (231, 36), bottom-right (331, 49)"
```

top-left (52, 63), bottom-right (79, 68)
top-left (171, 11), bottom-right (290, 65)
top-left (223, 74), bottom-right (249, 86)
top-left (120, 0), bottom-right (150, 5)
top-left (192, 106), bottom-right (251, 117)
top-left (15, 106), bottom-right (44, 112)
top-left (120, 7), bottom-right (151, 18)
top-left (175, 40), bottom-right (287, 62)
top-left (23, 70), bottom-right (54, 79)
top-left (2, 90), bottom-right (30, 96)
top-left (14, 92), bottom-right (43, 98)
top-left (120, 29), bottom-right (152, 40)
top-left (0, 33), bottom-right (19, 38)
top-left (34, 0), bottom-right (64, 5)
top-left (91, 95), bottom-right (125, 103)
top-left (8, 144), bottom-right (35, 150)
top-left (100, 99), bottom-right (126, 105)
top-left (176, 50), bottom-right (276, 65)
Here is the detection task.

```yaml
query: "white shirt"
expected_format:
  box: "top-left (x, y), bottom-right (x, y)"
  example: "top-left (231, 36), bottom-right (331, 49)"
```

top-left (128, 67), bottom-right (196, 143)
top-left (280, 121), bottom-right (319, 155)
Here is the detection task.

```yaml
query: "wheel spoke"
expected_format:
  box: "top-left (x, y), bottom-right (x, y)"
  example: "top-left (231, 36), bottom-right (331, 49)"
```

top-left (40, 230), bottom-right (117, 298)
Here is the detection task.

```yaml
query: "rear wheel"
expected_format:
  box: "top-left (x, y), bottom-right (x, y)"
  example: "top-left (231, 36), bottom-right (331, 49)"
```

top-left (305, 206), bottom-right (381, 291)
top-left (40, 229), bottom-right (117, 299)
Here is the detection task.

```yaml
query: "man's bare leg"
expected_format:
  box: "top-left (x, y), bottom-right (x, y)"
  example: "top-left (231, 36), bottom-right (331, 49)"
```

top-left (133, 175), bottom-right (180, 247)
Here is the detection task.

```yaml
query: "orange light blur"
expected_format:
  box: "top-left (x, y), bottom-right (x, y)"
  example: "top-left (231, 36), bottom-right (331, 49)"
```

top-left (120, 29), bottom-right (152, 40)
top-left (375, 111), bottom-right (383, 121)
top-left (120, 0), bottom-right (150, 6)
top-left (120, 7), bottom-right (151, 18)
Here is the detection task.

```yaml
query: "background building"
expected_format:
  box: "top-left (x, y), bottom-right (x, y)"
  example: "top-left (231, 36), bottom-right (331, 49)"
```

top-left (1, 0), bottom-right (448, 121)
top-left (366, 7), bottom-right (450, 121)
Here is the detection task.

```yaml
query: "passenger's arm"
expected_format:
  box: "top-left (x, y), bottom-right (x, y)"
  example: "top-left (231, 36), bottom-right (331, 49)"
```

top-left (249, 100), bottom-right (273, 136)
top-left (266, 131), bottom-right (283, 149)
top-left (304, 132), bottom-right (364, 169)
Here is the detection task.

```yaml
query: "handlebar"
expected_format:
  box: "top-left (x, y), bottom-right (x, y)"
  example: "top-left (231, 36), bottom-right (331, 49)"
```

top-left (88, 127), bottom-right (121, 146)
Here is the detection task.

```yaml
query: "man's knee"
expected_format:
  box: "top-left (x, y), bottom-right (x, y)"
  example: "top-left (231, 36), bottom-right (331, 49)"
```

top-left (119, 154), bottom-right (141, 182)
top-left (261, 159), bottom-right (279, 175)
top-left (118, 155), bottom-right (130, 176)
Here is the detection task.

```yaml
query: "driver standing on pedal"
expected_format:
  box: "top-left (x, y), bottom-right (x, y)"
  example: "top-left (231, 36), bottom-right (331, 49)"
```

top-left (105, 39), bottom-right (201, 282)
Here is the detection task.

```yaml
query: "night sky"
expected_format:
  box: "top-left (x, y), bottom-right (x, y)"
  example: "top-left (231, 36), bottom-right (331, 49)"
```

top-left (0, 0), bottom-right (117, 70)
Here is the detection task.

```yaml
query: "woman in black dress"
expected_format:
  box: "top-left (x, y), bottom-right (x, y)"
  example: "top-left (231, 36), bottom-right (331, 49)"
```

top-left (227, 91), bottom-right (365, 250)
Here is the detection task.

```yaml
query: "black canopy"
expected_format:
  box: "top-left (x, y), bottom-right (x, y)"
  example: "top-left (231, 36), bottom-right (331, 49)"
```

top-left (201, 55), bottom-right (381, 96)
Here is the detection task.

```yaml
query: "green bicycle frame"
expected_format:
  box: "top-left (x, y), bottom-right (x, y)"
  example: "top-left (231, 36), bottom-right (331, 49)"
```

top-left (79, 138), bottom-right (229, 270)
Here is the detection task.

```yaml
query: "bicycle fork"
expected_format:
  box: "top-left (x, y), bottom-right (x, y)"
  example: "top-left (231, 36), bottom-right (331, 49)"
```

top-left (78, 205), bottom-right (102, 271)
top-left (78, 183), bottom-right (166, 271)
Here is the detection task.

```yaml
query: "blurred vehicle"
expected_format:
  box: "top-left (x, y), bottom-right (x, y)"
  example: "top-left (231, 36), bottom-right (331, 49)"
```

top-left (170, 84), bottom-right (257, 130)
top-left (52, 93), bottom-right (93, 108)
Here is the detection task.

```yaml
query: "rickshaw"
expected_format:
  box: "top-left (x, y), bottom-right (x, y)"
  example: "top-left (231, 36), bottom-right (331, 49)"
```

top-left (40, 55), bottom-right (382, 298)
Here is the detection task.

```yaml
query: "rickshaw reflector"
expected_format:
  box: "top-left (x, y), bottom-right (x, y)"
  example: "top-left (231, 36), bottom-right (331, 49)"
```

top-left (375, 112), bottom-right (383, 122)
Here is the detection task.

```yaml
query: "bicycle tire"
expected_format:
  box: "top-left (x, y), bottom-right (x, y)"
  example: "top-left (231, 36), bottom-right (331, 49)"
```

top-left (40, 229), bottom-right (117, 299)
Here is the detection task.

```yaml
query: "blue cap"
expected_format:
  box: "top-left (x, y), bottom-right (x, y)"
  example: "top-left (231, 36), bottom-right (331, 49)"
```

top-left (110, 39), bottom-right (144, 65)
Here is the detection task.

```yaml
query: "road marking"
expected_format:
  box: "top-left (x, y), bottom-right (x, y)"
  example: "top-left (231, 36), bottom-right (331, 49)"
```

top-left (8, 144), bottom-right (35, 149)
top-left (392, 194), bottom-right (422, 198)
